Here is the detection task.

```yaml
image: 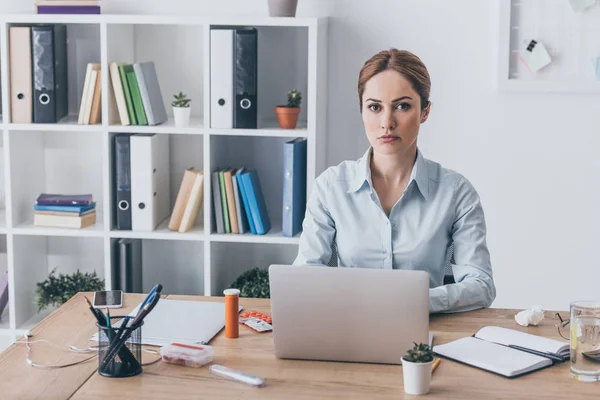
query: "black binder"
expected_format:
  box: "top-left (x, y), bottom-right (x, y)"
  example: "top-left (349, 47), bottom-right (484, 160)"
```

top-left (233, 28), bottom-right (257, 129)
top-left (31, 24), bottom-right (67, 123)
top-left (113, 133), bottom-right (133, 230)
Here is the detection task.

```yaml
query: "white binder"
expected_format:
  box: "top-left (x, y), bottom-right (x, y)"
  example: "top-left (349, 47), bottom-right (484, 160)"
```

top-left (130, 133), bottom-right (170, 231)
top-left (210, 29), bottom-right (233, 128)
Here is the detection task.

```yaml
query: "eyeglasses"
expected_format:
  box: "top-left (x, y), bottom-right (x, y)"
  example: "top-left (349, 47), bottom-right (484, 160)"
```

top-left (554, 312), bottom-right (570, 341)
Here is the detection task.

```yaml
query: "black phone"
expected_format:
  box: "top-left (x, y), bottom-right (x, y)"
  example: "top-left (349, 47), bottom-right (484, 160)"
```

top-left (93, 290), bottom-right (123, 309)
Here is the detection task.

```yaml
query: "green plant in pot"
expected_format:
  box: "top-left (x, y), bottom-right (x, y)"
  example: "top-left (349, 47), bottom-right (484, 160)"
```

top-left (401, 342), bottom-right (435, 395)
top-left (275, 89), bottom-right (302, 129)
top-left (171, 91), bottom-right (192, 127)
top-left (35, 268), bottom-right (105, 312)
top-left (230, 268), bottom-right (270, 298)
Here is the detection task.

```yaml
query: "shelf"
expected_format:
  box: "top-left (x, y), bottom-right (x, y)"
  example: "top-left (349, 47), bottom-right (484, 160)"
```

top-left (0, 14), bottom-right (325, 28)
top-left (210, 221), bottom-right (300, 245)
top-left (13, 220), bottom-right (105, 238)
top-left (209, 121), bottom-right (308, 138)
top-left (109, 217), bottom-right (205, 241)
top-left (7, 115), bottom-right (103, 132)
top-left (108, 117), bottom-right (205, 135)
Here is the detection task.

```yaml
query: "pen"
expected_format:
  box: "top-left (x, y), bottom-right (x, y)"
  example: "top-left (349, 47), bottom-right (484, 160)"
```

top-left (431, 358), bottom-right (440, 373)
top-left (508, 345), bottom-right (565, 362)
top-left (85, 297), bottom-right (106, 326)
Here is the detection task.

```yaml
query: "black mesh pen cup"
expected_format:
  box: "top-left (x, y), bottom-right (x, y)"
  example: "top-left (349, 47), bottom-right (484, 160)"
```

top-left (97, 317), bottom-right (143, 378)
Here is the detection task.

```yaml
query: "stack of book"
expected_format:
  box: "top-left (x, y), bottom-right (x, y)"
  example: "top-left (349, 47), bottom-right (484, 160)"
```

top-left (36, 0), bottom-right (101, 14)
top-left (34, 193), bottom-right (97, 229)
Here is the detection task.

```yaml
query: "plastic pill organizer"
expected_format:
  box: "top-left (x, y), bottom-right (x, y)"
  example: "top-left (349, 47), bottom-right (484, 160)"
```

top-left (160, 343), bottom-right (214, 368)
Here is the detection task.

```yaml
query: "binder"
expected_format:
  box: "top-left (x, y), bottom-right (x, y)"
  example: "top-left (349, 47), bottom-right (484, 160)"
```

top-left (232, 167), bottom-right (249, 234)
top-left (133, 61), bottom-right (167, 126)
top-left (209, 27), bottom-right (258, 129)
top-left (233, 28), bottom-right (258, 129)
top-left (282, 138), bottom-right (307, 237)
top-left (130, 134), bottom-right (170, 231)
top-left (211, 170), bottom-right (225, 234)
top-left (236, 168), bottom-right (257, 234)
top-left (240, 170), bottom-right (271, 235)
top-left (118, 238), bottom-right (143, 293)
top-left (113, 133), bottom-right (133, 230)
top-left (9, 26), bottom-right (33, 123)
top-left (31, 24), bottom-right (68, 123)
top-left (210, 28), bottom-right (234, 128)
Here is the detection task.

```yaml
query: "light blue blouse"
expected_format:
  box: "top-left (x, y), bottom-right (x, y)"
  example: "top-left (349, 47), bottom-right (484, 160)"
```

top-left (293, 147), bottom-right (496, 313)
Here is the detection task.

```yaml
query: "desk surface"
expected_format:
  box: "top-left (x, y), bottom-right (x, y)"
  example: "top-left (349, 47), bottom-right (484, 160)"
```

top-left (0, 293), bottom-right (597, 399)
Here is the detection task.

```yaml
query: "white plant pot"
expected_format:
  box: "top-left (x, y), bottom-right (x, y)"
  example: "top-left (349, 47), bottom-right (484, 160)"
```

top-left (401, 358), bottom-right (433, 395)
top-left (173, 106), bottom-right (191, 127)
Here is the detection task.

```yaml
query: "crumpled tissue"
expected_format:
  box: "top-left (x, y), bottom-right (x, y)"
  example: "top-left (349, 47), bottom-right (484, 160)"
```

top-left (515, 305), bottom-right (545, 327)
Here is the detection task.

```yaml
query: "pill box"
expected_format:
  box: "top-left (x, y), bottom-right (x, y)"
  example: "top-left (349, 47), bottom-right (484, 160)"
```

top-left (160, 343), bottom-right (214, 368)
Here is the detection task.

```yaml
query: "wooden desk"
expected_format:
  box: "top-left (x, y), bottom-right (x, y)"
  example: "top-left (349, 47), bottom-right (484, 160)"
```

top-left (0, 293), bottom-right (597, 399)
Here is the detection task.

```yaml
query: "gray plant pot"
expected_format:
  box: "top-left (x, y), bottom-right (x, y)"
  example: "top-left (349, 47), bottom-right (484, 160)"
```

top-left (268, 0), bottom-right (298, 17)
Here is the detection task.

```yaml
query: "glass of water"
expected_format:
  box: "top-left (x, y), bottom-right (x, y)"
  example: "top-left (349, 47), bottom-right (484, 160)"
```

top-left (570, 301), bottom-right (600, 382)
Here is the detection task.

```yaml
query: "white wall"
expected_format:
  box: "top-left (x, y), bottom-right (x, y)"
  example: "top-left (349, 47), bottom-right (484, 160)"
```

top-left (4, 0), bottom-right (600, 311)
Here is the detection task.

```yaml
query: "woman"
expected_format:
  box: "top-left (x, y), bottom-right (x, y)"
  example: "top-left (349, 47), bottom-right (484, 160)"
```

top-left (293, 48), bottom-right (496, 313)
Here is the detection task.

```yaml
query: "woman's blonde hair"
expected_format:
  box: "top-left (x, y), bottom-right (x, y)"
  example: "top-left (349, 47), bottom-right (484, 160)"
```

top-left (358, 48), bottom-right (431, 111)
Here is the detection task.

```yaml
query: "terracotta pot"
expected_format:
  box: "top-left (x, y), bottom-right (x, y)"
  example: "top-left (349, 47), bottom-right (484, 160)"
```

top-left (275, 106), bottom-right (300, 129)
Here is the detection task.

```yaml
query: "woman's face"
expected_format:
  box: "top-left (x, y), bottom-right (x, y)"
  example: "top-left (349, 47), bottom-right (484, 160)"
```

top-left (361, 69), bottom-right (429, 156)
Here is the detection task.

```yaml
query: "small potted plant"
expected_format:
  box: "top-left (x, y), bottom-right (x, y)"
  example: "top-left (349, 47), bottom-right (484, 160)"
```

top-left (401, 342), bottom-right (435, 395)
top-left (171, 91), bottom-right (192, 127)
top-left (275, 89), bottom-right (302, 129)
top-left (230, 268), bottom-right (270, 298)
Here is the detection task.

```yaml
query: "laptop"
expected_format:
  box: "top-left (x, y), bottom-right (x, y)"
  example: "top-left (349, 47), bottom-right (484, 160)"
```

top-left (268, 264), bottom-right (429, 365)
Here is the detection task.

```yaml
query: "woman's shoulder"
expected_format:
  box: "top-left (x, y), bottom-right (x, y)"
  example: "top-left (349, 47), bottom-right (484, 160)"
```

top-left (422, 156), bottom-right (479, 196)
top-left (315, 156), bottom-right (364, 189)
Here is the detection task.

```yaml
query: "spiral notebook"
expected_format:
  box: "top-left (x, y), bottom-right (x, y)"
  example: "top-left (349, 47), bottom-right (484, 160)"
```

top-left (433, 326), bottom-right (569, 378)
top-left (91, 299), bottom-right (243, 346)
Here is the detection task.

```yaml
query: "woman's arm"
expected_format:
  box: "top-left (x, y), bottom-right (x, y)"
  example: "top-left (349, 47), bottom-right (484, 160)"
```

top-left (293, 173), bottom-right (336, 266)
top-left (429, 176), bottom-right (496, 313)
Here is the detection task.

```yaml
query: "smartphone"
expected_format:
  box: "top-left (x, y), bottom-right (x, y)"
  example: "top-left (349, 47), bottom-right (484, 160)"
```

top-left (93, 290), bottom-right (123, 309)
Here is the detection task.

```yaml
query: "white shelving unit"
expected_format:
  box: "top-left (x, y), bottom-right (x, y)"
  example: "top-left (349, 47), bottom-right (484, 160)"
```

top-left (0, 13), bottom-right (328, 341)
top-left (498, 0), bottom-right (600, 93)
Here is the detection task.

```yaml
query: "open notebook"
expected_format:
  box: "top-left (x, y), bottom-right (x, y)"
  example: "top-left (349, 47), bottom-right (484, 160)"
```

top-left (433, 326), bottom-right (569, 378)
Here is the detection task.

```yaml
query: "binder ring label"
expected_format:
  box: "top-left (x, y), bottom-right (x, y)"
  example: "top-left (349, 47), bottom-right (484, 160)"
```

top-left (240, 98), bottom-right (251, 110)
top-left (39, 94), bottom-right (50, 105)
top-left (118, 200), bottom-right (130, 211)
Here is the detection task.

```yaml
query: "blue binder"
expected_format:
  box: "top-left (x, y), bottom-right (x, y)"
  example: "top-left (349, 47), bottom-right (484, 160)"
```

top-left (240, 170), bottom-right (271, 235)
top-left (282, 138), bottom-right (307, 237)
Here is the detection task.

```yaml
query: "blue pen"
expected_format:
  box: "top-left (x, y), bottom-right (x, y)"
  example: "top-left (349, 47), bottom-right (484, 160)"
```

top-left (140, 284), bottom-right (159, 309)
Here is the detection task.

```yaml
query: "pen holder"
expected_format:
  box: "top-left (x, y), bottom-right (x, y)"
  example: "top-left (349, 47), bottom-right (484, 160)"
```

top-left (97, 317), bottom-right (143, 378)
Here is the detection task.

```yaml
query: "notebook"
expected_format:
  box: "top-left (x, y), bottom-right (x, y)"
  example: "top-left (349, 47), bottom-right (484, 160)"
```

top-left (433, 326), bottom-right (569, 378)
top-left (91, 299), bottom-right (243, 346)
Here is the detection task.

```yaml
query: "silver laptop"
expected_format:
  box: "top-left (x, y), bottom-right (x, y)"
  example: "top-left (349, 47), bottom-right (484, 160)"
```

top-left (268, 264), bottom-right (429, 365)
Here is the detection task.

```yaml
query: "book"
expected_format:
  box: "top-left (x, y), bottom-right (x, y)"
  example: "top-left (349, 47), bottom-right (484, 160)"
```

top-left (34, 202), bottom-right (96, 213)
top-left (37, 5), bottom-right (101, 14)
top-left (34, 210), bottom-right (96, 229)
top-left (36, 193), bottom-right (93, 206)
top-left (168, 168), bottom-right (201, 231)
top-left (433, 326), bottom-right (570, 378)
top-left (178, 171), bottom-right (204, 233)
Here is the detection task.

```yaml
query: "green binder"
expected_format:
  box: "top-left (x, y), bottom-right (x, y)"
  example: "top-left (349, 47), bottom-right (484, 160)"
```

top-left (118, 64), bottom-right (137, 125)
top-left (219, 169), bottom-right (231, 233)
top-left (126, 71), bottom-right (148, 126)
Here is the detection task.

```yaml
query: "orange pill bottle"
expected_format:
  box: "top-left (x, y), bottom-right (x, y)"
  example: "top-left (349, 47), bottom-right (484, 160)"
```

top-left (223, 288), bottom-right (240, 338)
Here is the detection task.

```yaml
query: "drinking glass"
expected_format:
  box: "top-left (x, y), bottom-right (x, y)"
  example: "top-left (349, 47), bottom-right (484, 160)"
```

top-left (570, 301), bottom-right (600, 382)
